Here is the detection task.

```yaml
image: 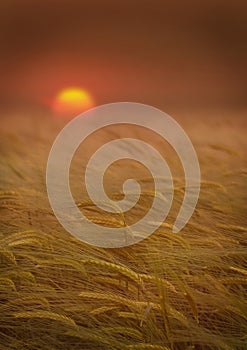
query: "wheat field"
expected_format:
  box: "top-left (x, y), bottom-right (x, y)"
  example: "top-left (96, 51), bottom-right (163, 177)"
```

top-left (0, 110), bottom-right (246, 349)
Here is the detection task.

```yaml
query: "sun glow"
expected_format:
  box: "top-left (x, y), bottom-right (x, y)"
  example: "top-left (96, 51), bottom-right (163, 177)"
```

top-left (53, 87), bottom-right (94, 118)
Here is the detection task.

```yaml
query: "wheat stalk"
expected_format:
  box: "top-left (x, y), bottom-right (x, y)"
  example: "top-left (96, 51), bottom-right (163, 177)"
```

top-left (14, 311), bottom-right (77, 328)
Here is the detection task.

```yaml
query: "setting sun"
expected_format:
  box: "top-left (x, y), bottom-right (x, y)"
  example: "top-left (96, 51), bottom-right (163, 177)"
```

top-left (53, 87), bottom-right (94, 118)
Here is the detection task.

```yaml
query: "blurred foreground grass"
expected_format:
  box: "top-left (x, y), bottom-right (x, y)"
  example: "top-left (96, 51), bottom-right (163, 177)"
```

top-left (0, 110), bottom-right (246, 349)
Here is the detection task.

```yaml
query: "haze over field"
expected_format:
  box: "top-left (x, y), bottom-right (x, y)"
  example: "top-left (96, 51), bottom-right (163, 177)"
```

top-left (0, 0), bottom-right (246, 112)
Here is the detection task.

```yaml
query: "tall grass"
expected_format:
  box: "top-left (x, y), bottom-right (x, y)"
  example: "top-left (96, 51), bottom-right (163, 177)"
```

top-left (0, 112), bottom-right (246, 349)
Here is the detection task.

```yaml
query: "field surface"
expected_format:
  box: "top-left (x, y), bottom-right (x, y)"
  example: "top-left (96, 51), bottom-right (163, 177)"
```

top-left (0, 110), bottom-right (246, 350)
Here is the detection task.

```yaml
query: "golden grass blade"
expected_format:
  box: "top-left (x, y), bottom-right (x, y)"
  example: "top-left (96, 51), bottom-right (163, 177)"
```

top-left (14, 311), bottom-right (77, 328)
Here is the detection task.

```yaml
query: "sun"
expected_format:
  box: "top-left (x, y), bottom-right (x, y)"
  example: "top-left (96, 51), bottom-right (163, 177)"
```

top-left (53, 87), bottom-right (94, 118)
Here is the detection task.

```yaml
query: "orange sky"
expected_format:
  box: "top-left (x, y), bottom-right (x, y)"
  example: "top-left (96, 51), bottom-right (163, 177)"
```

top-left (0, 0), bottom-right (246, 112)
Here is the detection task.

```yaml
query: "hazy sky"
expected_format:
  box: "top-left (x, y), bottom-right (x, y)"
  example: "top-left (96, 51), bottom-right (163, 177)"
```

top-left (0, 0), bottom-right (246, 111)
